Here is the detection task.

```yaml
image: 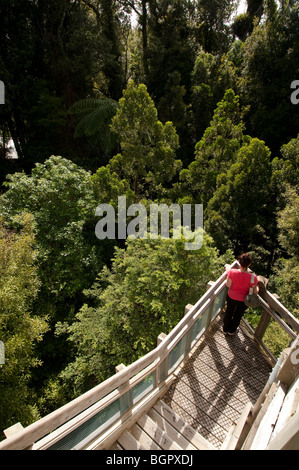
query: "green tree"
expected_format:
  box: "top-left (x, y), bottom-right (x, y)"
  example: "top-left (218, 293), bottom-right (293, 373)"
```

top-left (269, 187), bottom-right (299, 318)
top-left (232, 0), bottom-right (264, 41)
top-left (179, 89), bottom-right (248, 206)
top-left (272, 134), bottom-right (299, 196)
top-left (118, 0), bottom-right (150, 78)
top-left (92, 164), bottom-right (135, 207)
top-left (232, 13), bottom-right (254, 42)
top-left (240, 2), bottom-right (299, 155)
top-left (190, 52), bottom-right (238, 142)
top-left (0, 0), bottom-right (125, 175)
top-left (110, 82), bottom-right (181, 198)
top-left (0, 157), bottom-right (112, 392)
top-left (190, 0), bottom-right (239, 53)
top-left (124, 1), bottom-right (196, 165)
top-left (269, 258), bottom-right (299, 320)
top-left (155, 71), bottom-right (193, 168)
top-left (145, 1), bottom-right (195, 95)
top-left (205, 137), bottom-right (274, 270)
top-left (81, 0), bottom-right (126, 100)
top-left (270, 134), bottom-right (299, 219)
top-left (0, 157), bottom-right (99, 304)
top-left (0, 213), bottom-right (48, 432)
top-left (59, 232), bottom-right (233, 395)
top-left (277, 187), bottom-right (299, 259)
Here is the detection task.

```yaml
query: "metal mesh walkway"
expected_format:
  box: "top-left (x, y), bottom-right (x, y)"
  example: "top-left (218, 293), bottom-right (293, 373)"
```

top-left (163, 314), bottom-right (272, 449)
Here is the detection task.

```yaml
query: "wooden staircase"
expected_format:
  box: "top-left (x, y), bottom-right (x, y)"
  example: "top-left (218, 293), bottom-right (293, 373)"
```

top-left (110, 400), bottom-right (215, 450)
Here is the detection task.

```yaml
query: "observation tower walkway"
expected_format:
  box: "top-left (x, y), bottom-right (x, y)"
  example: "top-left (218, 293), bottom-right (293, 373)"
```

top-left (1, 261), bottom-right (298, 451)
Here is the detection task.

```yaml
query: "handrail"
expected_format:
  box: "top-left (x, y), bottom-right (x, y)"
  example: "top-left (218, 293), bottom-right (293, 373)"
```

top-left (260, 291), bottom-right (299, 334)
top-left (258, 296), bottom-right (297, 340)
top-left (244, 286), bottom-right (299, 364)
top-left (0, 260), bottom-right (239, 450)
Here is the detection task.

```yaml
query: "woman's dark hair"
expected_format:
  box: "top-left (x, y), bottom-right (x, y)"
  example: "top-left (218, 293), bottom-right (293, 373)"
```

top-left (238, 253), bottom-right (252, 268)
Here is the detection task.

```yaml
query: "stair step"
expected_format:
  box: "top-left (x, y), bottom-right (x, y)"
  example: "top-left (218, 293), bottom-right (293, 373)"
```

top-left (137, 413), bottom-right (181, 450)
top-left (110, 441), bottom-right (123, 450)
top-left (221, 402), bottom-right (253, 450)
top-left (130, 423), bottom-right (162, 450)
top-left (113, 399), bottom-right (215, 451)
top-left (147, 407), bottom-right (197, 450)
top-left (153, 400), bottom-right (215, 450)
top-left (117, 430), bottom-right (145, 450)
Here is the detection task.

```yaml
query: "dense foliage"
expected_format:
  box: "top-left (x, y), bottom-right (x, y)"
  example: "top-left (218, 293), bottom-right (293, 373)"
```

top-left (0, 214), bottom-right (48, 429)
top-left (0, 0), bottom-right (298, 433)
top-left (59, 233), bottom-right (233, 396)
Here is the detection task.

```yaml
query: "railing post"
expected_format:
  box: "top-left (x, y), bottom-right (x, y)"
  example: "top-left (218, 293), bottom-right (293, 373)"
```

top-left (3, 423), bottom-right (33, 450)
top-left (206, 281), bottom-right (216, 327)
top-left (184, 304), bottom-right (194, 356)
top-left (115, 364), bottom-right (133, 415)
top-left (4, 423), bottom-right (24, 439)
top-left (157, 333), bottom-right (167, 346)
top-left (254, 308), bottom-right (271, 343)
top-left (276, 337), bottom-right (299, 387)
top-left (185, 304), bottom-right (193, 315)
top-left (156, 333), bottom-right (168, 384)
top-left (253, 277), bottom-right (271, 342)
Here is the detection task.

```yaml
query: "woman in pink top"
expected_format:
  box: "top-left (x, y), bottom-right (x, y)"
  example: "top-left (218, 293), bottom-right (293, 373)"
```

top-left (223, 253), bottom-right (259, 335)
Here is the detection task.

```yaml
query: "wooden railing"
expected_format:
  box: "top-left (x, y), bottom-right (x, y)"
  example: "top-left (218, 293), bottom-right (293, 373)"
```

top-left (0, 260), bottom-right (298, 451)
top-left (242, 281), bottom-right (299, 365)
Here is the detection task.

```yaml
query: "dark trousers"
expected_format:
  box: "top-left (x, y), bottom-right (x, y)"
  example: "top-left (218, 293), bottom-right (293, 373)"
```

top-left (223, 295), bottom-right (247, 334)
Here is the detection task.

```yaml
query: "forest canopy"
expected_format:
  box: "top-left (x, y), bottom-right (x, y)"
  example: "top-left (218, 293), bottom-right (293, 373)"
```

top-left (0, 0), bottom-right (298, 432)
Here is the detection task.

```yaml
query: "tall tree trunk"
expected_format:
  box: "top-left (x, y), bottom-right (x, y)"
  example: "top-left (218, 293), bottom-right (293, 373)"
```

top-left (141, 0), bottom-right (149, 78)
top-left (100, 0), bottom-right (124, 100)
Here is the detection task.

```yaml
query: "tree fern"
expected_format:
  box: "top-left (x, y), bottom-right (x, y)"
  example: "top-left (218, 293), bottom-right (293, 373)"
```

top-left (68, 97), bottom-right (119, 153)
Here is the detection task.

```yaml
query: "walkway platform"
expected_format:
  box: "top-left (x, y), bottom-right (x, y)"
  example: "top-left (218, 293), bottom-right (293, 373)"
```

top-left (163, 315), bottom-right (272, 449)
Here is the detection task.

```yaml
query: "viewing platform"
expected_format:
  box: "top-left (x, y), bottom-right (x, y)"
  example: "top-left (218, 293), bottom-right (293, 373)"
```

top-left (162, 315), bottom-right (272, 449)
top-left (1, 260), bottom-right (298, 451)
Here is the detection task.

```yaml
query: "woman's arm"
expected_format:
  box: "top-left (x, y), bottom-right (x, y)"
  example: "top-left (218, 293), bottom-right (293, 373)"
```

top-left (253, 275), bottom-right (259, 294)
top-left (253, 284), bottom-right (259, 294)
top-left (226, 277), bottom-right (232, 288)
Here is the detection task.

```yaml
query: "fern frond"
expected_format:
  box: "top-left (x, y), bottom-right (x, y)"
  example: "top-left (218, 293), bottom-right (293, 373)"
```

top-left (68, 98), bottom-right (118, 116)
top-left (69, 97), bottom-right (119, 138)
